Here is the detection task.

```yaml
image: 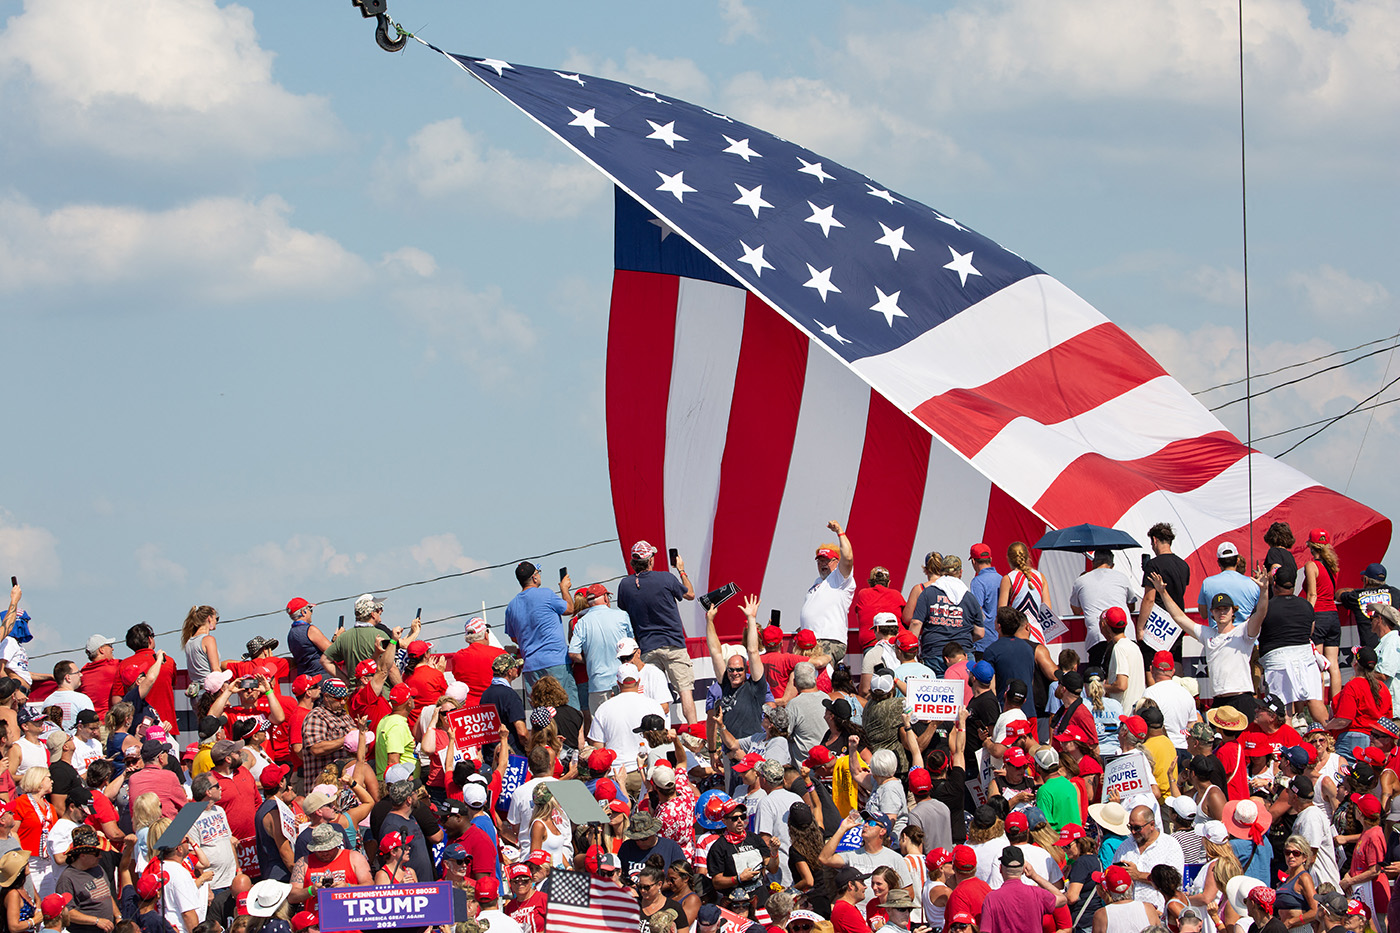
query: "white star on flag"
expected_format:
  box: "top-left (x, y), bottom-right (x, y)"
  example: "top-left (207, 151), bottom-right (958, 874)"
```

top-left (702, 109), bottom-right (735, 123)
top-left (944, 247), bottom-right (982, 287)
top-left (567, 108), bottom-right (609, 137)
top-left (645, 120), bottom-right (687, 148)
top-left (649, 218), bottom-right (675, 241)
top-left (797, 158), bottom-right (835, 183)
top-left (721, 136), bottom-right (761, 162)
top-left (804, 202), bottom-right (845, 238)
top-left (934, 211), bottom-right (966, 231)
top-left (737, 242), bottom-right (775, 277)
top-left (814, 321), bottom-right (852, 345)
top-left (632, 88), bottom-right (669, 104)
top-left (554, 72), bottom-right (586, 85)
top-left (477, 59), bottom-right (513, 76)
top-left (866, 184), bottom-right (902, 205)
top-left (733, 184), bottom-right (773, 218)
top-left (874, 223), bottom-right (913, 260)
top-left (656, 171), bottom-right (697, 202)
top-left (803, 264), bottom-right (841, 302)
top-left (869, 288), bottom-right (908, 326)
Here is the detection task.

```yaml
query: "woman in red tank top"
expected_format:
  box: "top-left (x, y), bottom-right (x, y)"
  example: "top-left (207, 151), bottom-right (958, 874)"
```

top-left (1304, 529), bottom-right (1342, 700)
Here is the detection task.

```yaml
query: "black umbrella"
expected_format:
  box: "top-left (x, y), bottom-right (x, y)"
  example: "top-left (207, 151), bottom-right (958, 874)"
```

top-left (1033, 523), bottom-right (1141, 552)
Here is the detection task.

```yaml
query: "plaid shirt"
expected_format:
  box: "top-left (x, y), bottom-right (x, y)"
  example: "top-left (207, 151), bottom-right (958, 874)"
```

top-left (300, 704), bottom-right (357, 783)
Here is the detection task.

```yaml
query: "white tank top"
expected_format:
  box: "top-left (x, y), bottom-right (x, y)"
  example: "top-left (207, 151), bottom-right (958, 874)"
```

top-left (1104, 901), bottom-right (1151, 933)
top-left (532, 813), bottom-right (573, 868)
top-left (921, 882), bottom-right (946, 930)
top-left (14, 738), bottom-right (46, 777)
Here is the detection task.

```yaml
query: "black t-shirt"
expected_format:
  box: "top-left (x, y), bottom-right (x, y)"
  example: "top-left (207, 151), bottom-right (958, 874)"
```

top-left (931, 767), bottom-right (969, 844)
top-left (788, 849), bottom-right (832, 914)
top-left (1259, 594), bottom-right (1316, 657)
top-left (618, 836), bottom-right (685, 881)
top-left (119, 885), bottom-right (177, 933)
top-left (1266, 547), bottom-right (1298, 577)
top-left (368, 798), bottom-right (441, 870)
top-left (1067, 856), bottom-right (1103, 933)
top-left (1338, 584), bottom-right (1400, 615)
top-left (640, 897), bottom-right (686, 933)
top-left (965, 691), bottom-right (1001, 772)
top-left (717, 677), bottom-right (767, 738)
top-left (481, 683), bottom-right (527, 755)
top-left (50, 760), bottom-right (83, 800)
top-left (1144, 553), bottom-right (1191, 607)
top-left (555, 705), bottom-right (585, 751)
top-left (707, 831), bottom-right (767, 902)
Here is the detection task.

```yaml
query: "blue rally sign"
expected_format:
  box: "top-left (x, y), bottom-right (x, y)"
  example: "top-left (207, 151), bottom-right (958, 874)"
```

top-left (318, 881), bottom-right (456, 930)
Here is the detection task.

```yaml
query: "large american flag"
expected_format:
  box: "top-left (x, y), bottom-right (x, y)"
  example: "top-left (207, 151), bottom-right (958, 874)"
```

top-left (544, 869), bottom-right (640, 933)
top-left (437, 50), bottom-right (1390, 642)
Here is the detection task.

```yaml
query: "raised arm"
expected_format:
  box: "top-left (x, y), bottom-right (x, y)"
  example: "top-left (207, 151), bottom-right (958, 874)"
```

top-left (705, 604), bottom-right (726, 680)
top-left (136, 650), bottom-right (167, 700)
top-left (1245, 566), bottom-right (1269, 638)
top-left (829, 520), bottom-right (854, 579)
top-left (1147, 572), bottom-right (1201, 643)
top-left (741, 595), bottom-right (765, 681)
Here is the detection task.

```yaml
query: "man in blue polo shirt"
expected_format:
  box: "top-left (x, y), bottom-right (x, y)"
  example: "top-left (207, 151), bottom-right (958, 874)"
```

top-left (503, 561), bottom-right (578, 706)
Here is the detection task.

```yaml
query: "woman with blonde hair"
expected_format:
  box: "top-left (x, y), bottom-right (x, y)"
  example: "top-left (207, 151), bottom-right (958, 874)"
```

top-left (1303, 529), bottom-right (1343, 699)
top-left (528, 783), bottom-right (573, 868)
top-left (9, 768), bottom-right (54, 897)
top-left (1275, 834), bottom-right (1319, 930)
top-left (998, 542), bottom-right (1052, 642)
top-left (131, 792), bottom-right (163, 870)
top-left (1084, 669), bottom-right (1122, 756)
top-left (902, 552), bottom-right (944, 629)
top-left (180, 606), bottom-right (221, 692)
top-left (1185, 821), bottom-right (1243, 927)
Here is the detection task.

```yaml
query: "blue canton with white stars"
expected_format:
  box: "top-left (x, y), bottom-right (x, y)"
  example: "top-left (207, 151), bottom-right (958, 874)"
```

top-left (452, 54), bottom-right (1045, 363)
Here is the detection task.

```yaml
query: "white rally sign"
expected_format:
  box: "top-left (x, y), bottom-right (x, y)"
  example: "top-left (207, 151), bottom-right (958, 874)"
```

top-left (904, 678), bottom-right (963, 722)
top-left (1141, 605), bottom-right (1182, 652)
top-left (1103, 751), bottom-right (1151, 799)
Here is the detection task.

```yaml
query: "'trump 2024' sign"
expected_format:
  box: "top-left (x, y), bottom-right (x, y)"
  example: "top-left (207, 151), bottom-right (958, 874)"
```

top-left (318, 881), bottom-right (456, 930)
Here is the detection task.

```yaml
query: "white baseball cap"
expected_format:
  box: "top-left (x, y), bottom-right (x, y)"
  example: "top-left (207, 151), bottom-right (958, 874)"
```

top-left (616, 637), bottom-right (639, 658)
top-left (1217, 542), bottom-right (1239, 559)
top-left (616, 663), bottom-right (642, 684)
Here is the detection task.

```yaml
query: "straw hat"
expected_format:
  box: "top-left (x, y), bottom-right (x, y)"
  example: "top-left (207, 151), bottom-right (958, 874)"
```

top-left (1226, 876), bottom-right (1267, 915)
top-left (1207, 706), bottom-right (1249, 731)
top-left (0, 850), bottom-right (31, 888)
top-left (1087, 801), bottom-right (1130, 835)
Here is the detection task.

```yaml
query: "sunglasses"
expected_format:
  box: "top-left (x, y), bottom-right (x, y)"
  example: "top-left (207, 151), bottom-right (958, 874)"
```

top-left (1128, 823), bottom-right (1150, 833)
top-left (726, 812), bottom-right (747, 820)
top-left (1285, 850), bottom-right (1304, 858)
top-left (510, 877), bottom-right (532, 884)
top-left (790, 925), bottom-right (815, 932)
top-left (637, 883), bottom-right (658, 892)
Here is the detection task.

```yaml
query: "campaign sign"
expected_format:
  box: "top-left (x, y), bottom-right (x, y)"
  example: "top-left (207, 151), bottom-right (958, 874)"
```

top-left (834, 825), bottom-right (864, 853)
top-left (445, 705), bottom-right (500, 750)
top-left (1359, 589), bottom-right (1393, 614)
top-left (904, 678), bottom-right (962, 722)
top-left (1141, 606), bottom-right (1182, 652)
top-left (496, 754), bottom-right (529, 815)
top-left (1103, 753), bottom-right (1150, 799)
top-left (1038, 606), bottom-right (1069, 644)
top-left (319, 881), bottom-right (455, 930)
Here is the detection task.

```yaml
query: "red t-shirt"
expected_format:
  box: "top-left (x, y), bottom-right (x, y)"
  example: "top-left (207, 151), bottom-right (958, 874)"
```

top-left (980, 880), bottom-right (1056, 933)
top-left (1352, 825), bottom-right (1390, 915)
top-left (213, 767), bottom-right (262, 840)
top-left (117, 650), bottom-right (178, 728)
top-left (944, 877), bottom-right (991, 930)
top-left (351, 684), bottom-right (392, 730)
top-left (225, 695), bottom-right (294, 762)
top-left (225, 658), bottom-right (291, 688)
top-left (1243, 724), bottom-right (1303, 758)
top-left (405, 665), bottom-right (449, 720)
top-left (86, 791), bottom-right (120, 833)
top-left (452, 644), bottom-right (504, 700)
top-left (457, 823), bottom-right (497, 879)
top-left (283, 701), bottom-right (311, 770)
top-left (832, 899), bottom-right (872, 933)
top-left (505, 891), bottom-right (548, 933)
top-left (79, 658), bottom-right (123, 718)
top-left (28, 681), bottom-right (56, 703)
top-left (1217, 739), bottom-right (1250, 801)
top-left (1335, 679), bottom-right (1392, 738)
top-left (849, 584), bottom-right (907, 650)
top-left (761, 652), bottom-right (802, 697)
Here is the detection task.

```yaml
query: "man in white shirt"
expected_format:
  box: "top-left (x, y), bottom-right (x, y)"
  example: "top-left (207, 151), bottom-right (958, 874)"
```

top-left (799, 520), bottom-right (855, 664)
top-left (1141, 651), bottom-right (1199, 752)
top-left (1102, 607), bottom-right (1145, 711)
top-left (1287, 775), bottom-right (1340, 888)
top-left (71, 711), bottom-right (104, 775)
top-left (615, 638), bottom-right (672, 714)
top-left (754, 761), bottom-right (804, 885)
top-left (588, 664), bottom-right (666, 796)
top-left (1069, 551), bottom-right (1138, 668)
top-left (1113, 804), bottom-right (1185, 911)
top-left (44, 662), bottom-right (95, 731)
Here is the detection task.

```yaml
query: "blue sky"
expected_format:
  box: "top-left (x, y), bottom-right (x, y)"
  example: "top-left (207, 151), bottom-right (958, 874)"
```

top-left (0, 0), bottom-right (1396, 665)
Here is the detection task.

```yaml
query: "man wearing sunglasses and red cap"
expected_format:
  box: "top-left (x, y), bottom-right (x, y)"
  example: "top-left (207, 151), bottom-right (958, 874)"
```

top-left (800, 521), bottom-right (856, 666)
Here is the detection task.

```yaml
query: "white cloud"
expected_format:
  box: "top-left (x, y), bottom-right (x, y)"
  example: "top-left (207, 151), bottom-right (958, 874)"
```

top-left (410, 534), bottom-right (487, 575)
top-left (1178, 265), bottom-right (1246, 306)
top-left (0, 0), bottom-right (340, 161)
top-left (392, 118), bottom-right (607, 219)
top-left (1288, 264), bottom-right (1390, 314)
top-left (0, 194), bottom-right (371, 300)
top-left (393, 281), bottom-right (537, 381)
top-left (381, 247), bottom-right (438, 279)
top-left (0, 513), bottom-right (60, 588)
top-left (135, 544), bottom-right (188, 588)
top-left (559, 51), bottom-right (714, 101)
top-left (718, 0), bottom-right (761, 42)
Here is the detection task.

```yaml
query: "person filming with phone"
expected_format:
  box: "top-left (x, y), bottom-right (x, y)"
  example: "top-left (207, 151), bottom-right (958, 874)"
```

top-left (617, 540), bottom-right (699, 727)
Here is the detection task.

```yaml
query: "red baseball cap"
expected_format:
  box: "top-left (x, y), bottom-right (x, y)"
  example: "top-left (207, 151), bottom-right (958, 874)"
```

top-left (1309, 528), bottom-right (1329, 545)
top-left (292, 911), bottom-right (319, 932)
top-left (587, 748), bottom-right (616, 772)
top-left (41, 894), bottom-right (72, 920)
top-left (1004, 747), bottom-right (1031, 768)
top-left (1352, 793), bottom-right (1382, 819)
top-left (1119, 715), bottom-right (1148, 740)
top-left (948, 913), bottom-right (976, 927)
top-left (592, 778), bottom-right (617, 801)
top-left (795, 630), bottom-right (817, 648)
top-left (761, 626), bottom-right (784, 646)
top-left (355, 659), bottom-right (378, 679)
top-left (1004, 718), bottom-right (1035, 738)
top-left (1076, 756), bottom-right (1104, 776)
top-left (259, 763), bottom-right (290, 790)
top-left (719, 797), bottom-right (748, 815)
top-left (506, 863), bottom-right (533, 881)
top-left (908, 767), bottom-right (932, 792)
top-left (387, 683), bottom-right (413, 707)
top-left (805, 746), bottom-right (834, 768)
top-left (1101, 607), bottom-right (1129, 630)
top-left (607, 799), bottom-right (631, 816)
top-left (1093, 865), bottom-right (1133, 894)
top-left (815, 547), bottom-right (840, 560)
top-left (1056, 824), bottom-right (1085, 846)
top-left (526, 850), bottom-right (550, 866)
top-left (895, 631), bottom-right (919, 652)
top-left (733, 752), bottom-right (765, 774)
top-left (286, 598), bottom-right (313, 617)
top-left (136, 870), bottom-right (168, 900)
top-left (970, 543), bottom-right (992, 560)
top-left (1005, 812), bottom-right (1028, 832)
top-left (1053, 726), bottom-right (1093, 746)
top-left (1152, 651), bottom-right (1175, 671)
top-left (473, 877), bottom-right (499, 901)
top-left (292, 673), bottom-right (322, 696)
top-left (925, 847), bottom-right (951, 871)
top-left (406, 641), bottom-right (432, 658)
top-left (952, 845), bottom-right (977, 871)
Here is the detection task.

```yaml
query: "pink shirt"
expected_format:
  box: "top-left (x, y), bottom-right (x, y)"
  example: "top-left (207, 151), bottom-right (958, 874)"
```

top-left (127, 765), bottom-right (187, 819)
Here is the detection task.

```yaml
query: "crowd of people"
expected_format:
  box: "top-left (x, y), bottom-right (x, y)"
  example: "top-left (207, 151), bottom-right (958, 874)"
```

top-left (0, 518), bottom-right (1397, 933)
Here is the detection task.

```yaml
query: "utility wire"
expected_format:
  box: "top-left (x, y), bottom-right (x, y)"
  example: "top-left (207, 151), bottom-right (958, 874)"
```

top-left (1207, 343), bottom-right (1400, 412)
top-left (1344, 335), bottom-right (1400, 494)
top-left (1274, 373), bottom-right (1400, 458)
top-left (1251, 396), bottom-right (1400, 443)
top-left (1193, 330), bottom-right (1400, 394)
top-left (1236, 0), bottom-right (1255, 565)
top-left (22, 537), bottom-right (621, 662)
